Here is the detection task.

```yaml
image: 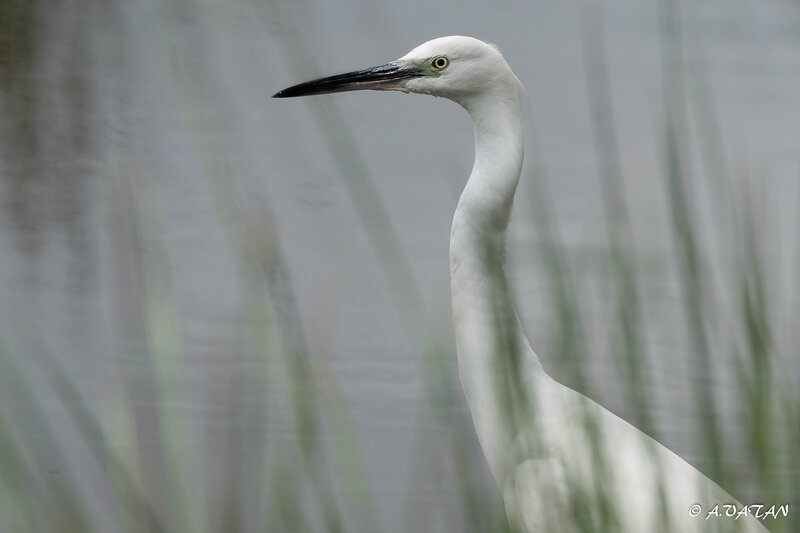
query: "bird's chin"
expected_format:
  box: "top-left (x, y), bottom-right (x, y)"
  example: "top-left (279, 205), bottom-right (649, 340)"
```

top-left (375, 84), bottom-right (411, 93)
top-left (401, 78), bottom-right (434, 96)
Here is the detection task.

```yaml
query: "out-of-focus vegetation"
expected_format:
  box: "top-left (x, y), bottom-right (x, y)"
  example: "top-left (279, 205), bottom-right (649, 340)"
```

top-left (0, 0), bottom-right (796, 532)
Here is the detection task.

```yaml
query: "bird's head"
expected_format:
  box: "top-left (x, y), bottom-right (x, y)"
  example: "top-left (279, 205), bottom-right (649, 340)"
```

top-left (273, 36), bottom-right (521, 108)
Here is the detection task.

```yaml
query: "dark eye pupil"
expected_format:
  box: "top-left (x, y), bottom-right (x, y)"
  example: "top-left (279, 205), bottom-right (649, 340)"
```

top-left (434, 58), bottom-right (446, 68)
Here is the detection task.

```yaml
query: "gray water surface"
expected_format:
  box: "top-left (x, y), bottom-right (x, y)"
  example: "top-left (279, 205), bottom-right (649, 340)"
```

top-left (1, 0), bottom-right (798, 531)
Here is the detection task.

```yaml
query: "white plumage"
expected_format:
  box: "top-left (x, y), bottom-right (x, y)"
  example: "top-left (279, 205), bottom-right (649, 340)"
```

top-left (275, 35), bottom-right (768, 533)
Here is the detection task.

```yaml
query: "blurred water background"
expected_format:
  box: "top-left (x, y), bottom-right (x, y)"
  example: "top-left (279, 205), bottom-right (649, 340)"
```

top-left (0, 0), bottom-right (798, 531)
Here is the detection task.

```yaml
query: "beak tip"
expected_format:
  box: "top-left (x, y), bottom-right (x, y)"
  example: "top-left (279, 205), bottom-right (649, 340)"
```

top-left (273, 86), bottom-right (306, 98)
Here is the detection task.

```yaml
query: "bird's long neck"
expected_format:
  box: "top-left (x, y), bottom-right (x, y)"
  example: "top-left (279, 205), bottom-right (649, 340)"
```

top-left (450, 86), bottom-right (541, 482)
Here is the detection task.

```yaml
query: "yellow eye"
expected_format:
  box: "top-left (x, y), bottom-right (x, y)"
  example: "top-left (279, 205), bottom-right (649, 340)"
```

top-left (430, 56), bottom-right (449, 71)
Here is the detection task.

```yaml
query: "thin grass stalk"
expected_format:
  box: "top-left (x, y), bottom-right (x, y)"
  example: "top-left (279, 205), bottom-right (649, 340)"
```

top-left (32, 344), bottom-right (167, 533)
top-left (0, 342), bottom-right (94, 532)
top-left (127, 171), bottom-right (206, 533)
top-left (734, 180), bottom-right (784, 512)
top-left (243, 205), bottom-right (372, 532)
top-left (0, 354), bottom-right (42, 531)
top-left (580, 0), bottom-right (656, 439)
top-left (658, 0), bottom-right (728, 489)
top-left (522, 109), bottom-right (590, 397)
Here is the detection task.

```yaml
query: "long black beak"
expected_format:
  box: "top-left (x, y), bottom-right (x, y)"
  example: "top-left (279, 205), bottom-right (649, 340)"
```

top-left (272, 61), bottom-right (425, 98)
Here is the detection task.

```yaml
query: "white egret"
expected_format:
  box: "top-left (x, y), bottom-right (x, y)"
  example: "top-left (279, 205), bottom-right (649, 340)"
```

top-left (274, 36), bottom-right (768, 532)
